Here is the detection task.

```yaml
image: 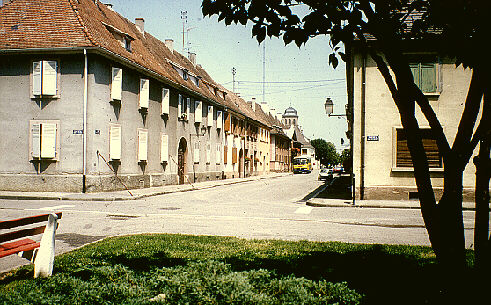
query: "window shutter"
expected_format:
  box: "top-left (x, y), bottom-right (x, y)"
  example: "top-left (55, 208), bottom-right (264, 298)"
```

top-left (216, 144), bottom-right (221, 164)
top-left (409, 63), bottom-right (420, 89)
top-left (195, 100), bottom-right (202, 123)
top-left (31, 123), bottom-right (41, 158)
top-left (109, 124), bottom-right (122, 160)
top-left (206, 143), bottom-right (211, 164)
top-left (138, 129), bottom-right (148, 161)
top-left (186, 97), bottom-right (191, 120)
top-left (139, 78), bottom-right (149, 108)
top-left (194, 141), bottom-right (200, 163)
top-left (161, 88), bottom-right (170, 115)
top-left (42, 61), bottom-right (57, 96)
top-left (420, 63), bottom-right (437, 93)
top-left (396, 129), bottom-right (442, 168)
top-left (32, 61), bottom-right (42, 96)
top-left (40, 123), bottom-right (57, 158)
top-left (160, 134), bottom-right (169, 162)
top-left (232, 147), bottom-right (238, 164)
top-left (217, 111), bottom-right (223, 129)
top-left (111, 67), bottom-right (122, 100)
top-left (178, 94), bottom-right (183, 116)
top-left (207, 106), bottom-right (213, 127)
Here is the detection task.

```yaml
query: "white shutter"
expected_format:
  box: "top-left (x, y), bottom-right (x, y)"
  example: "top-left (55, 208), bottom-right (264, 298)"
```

top-left (194, 141), bottom-right (200, 163)
top-left (206, 143), bottom-right (211, 164)
top-left (207, 106), bottom-right (213, 127)
top-left (139, 78), bottom-right (149, 108)
top-left (40, 123), bottom-right (57, 158)
top-left (161, 88), bottom-right (170, 115)
top-left (42, 61), bottom-right (57, 96)
top-left (194, 100), bottom-right (202, 123)
top-left (109, 125), bottom-right (122, 160)
top-left (216, 111), bottom-right (223, 129)
top-left (216, 144), bottom-right (221, 164)
top-left (178, 94), bottom-right (183, 116)
top-left (186, 97), bottom-right (191, 120)
top-left (31, 123), bottom-right (41, 158)
top-left (32, 61), bottom-right (42, 96)
top-left (138, 129), bottom-right (148, 161)
top-left (111, 67), bottom-right (122, 100)
top-left (160, 134), bottom-right (169, 162)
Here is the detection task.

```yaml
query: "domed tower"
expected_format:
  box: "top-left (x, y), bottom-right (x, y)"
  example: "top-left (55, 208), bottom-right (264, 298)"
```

top-left (282, 107), bottom-right (298, 128)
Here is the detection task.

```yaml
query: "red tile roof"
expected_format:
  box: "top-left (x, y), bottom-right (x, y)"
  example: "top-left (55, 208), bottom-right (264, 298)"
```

top-left (0, 0), bottom-right (270, 128)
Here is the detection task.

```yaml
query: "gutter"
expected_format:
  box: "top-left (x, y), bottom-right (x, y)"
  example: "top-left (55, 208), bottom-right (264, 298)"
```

top-left (360, 52), bottom-right (367, 200)
top-left (82, 49), bottom-right (88, 193)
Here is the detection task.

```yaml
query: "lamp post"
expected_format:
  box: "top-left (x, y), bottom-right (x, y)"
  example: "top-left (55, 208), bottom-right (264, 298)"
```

top-left (324, 97), bottom-right (355, 205)
top-left (324, 98), bottom-right (346, 117)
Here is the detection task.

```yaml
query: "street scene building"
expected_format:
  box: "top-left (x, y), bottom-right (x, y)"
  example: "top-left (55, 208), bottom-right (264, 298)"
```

top-left (347, 43), bottom-right (480, 201)
top-left (0, 0), bottom-right (294, 192)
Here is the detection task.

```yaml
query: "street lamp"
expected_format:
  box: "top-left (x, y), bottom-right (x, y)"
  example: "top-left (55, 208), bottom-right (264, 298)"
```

top-left (324, 97), bottom-right (355, 206)
top-left (324, 98), bottom-right (346, 117)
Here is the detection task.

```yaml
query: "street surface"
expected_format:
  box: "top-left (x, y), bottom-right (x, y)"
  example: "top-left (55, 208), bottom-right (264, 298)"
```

top-left (0, 171), bottom-right (478, 273)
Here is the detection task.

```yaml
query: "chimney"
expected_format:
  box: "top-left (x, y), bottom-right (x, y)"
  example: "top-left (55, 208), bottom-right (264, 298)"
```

top-left (188, 52), bottom-right (196, 66)
top-left (165, 39), bottom-right (174, 52)
top-left (135, 18), bottom-right (144, 34)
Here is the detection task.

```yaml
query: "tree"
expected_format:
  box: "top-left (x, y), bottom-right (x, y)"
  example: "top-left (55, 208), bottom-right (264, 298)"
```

top-left (202, 0), bottom-right (490, 300)
top-left (311, 138), bottom-right (338, 167)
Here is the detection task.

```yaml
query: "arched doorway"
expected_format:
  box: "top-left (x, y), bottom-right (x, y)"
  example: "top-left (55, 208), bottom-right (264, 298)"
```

top-left (238, 149), bottom-right (244, 178)
top-left (178, 138), bottom-right (187, 185)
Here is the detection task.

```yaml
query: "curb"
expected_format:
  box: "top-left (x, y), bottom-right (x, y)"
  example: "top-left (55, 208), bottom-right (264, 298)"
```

top-left (0, 173), bottom-right (292, 201)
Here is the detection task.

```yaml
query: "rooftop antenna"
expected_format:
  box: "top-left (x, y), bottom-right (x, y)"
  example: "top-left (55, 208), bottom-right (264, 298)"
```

top-left (181, 11), bottom-right (188, 54)
top-left (262, 41), bottom-right (266, 103)
top-left (232, 67), bottom-right (236, 93)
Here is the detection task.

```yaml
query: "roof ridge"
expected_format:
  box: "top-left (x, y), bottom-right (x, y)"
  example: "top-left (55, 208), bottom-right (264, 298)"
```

top-left (67, 0), bottom-right (97, 46)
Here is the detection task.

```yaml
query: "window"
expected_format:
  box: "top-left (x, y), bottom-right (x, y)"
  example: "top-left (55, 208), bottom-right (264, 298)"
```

top-left (109, 124), bottom-right (122, 160)
top-left (30, 120), bottom-right (59, 160)
top-left (178, 94), bottom-right (188, 121)
top-left (32, 60), bottom-right (58, 96)
top-left (194, 100), bottom-right (202, 123)
top-left (111, 67), bottom-right (122, 101)
top-left (139, 78), bottom-right (149, 109)
top-left (217, 111), bottom-right (223, 130)
top-left (160, 134), bottom-right (169, 163)
top-left (194, 141), bottom-right (200, 163)
top-left (409, 55), bottom-right (440, 93)
top-left (207, 106), bottom-right (214, 127)
top-left (138, 129), bottom-right (148, 162)
top-left (183, 69), bottom-right (188, 81)
top-left (161, 88), bottom-right (170, 115)
top-left (394, 128), bottom-right (442, 168)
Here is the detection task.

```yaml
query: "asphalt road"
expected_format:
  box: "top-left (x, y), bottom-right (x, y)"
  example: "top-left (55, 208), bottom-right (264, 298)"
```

top-left (0, 171), bottom-right (478, 273)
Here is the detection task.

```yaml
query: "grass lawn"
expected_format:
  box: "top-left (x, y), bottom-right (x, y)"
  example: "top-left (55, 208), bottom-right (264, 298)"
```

top-left (0, 234), bottom-right (473, 304)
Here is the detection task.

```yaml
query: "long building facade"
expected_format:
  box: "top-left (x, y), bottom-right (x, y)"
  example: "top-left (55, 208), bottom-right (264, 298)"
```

top-left (0, 0), bottom-right (291, 192)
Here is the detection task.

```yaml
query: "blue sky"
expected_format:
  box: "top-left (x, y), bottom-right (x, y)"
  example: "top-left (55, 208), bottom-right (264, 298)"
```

top-left (108, 0), bottom-right (348, 151)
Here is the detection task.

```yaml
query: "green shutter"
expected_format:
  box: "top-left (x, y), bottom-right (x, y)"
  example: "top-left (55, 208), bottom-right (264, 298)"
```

top-left (420, 63), bottom-right (436, 93)
top-left (410, 63), bottom-right (420, 89)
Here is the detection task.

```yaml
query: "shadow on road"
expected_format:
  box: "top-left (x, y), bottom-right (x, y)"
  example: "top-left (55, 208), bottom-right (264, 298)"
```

top-left (315, 175), bottom-right (352, 200)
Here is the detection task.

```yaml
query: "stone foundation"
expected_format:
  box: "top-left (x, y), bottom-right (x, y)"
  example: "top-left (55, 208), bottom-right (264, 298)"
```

top-left (357, 186), bottom-right (475, 202)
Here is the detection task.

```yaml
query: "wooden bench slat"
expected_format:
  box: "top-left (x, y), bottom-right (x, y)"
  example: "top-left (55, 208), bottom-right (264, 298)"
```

top-left (0, 238), bottom-right (37, 251)
top-left (0, 225), bottom-right (46, 244)
top-left (0, 241), bottom-right (40, 258)
top-left (0, 212), bottom-right (62, 230)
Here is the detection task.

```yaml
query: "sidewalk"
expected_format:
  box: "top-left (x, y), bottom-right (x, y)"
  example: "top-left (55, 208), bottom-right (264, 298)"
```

top-left (307, 197), bottom-right (476, 210)
top-left (0, 172), bottom-right (292, 201)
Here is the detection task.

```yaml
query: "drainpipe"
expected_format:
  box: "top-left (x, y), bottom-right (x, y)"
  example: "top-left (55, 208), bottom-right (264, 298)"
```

top-left (360, 52), bottom-right (367, 200)
top-left (82, 49), bottom-right (88, 193)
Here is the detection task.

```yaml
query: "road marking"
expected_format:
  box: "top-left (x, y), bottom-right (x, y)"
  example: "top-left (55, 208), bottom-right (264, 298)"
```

top-left (294, 206), bottom-right (313, 214)
top-left (35, 205), bottom-right (75, 211)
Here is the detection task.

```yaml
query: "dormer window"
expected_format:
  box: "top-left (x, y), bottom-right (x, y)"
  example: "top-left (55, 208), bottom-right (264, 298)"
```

top-left (183, 69), bottom-right (189, 81)
top-left (102, 22), bottom-right (134, 52)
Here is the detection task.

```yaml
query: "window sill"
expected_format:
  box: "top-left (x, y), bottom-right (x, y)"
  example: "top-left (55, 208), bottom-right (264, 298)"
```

top-left (391, 167), bottom-right (443, 173)
top-left (423, 92), bottom-right (441, 98)
top-left (31, 95), bottom-right (60, 100)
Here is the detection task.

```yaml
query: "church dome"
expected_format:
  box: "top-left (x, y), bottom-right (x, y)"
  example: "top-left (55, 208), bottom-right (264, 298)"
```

top-left (283, 107), bottom-right (298, 117)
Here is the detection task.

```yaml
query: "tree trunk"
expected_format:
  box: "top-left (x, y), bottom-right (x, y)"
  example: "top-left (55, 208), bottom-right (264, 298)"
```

top-left (474, 139), bottom-right (490, 271)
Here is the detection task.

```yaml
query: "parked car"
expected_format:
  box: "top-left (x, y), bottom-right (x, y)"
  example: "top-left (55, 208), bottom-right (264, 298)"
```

top-left (333, 166), bottom-right (344, 174)
top-left (318, 168), bottom-right (333, 181)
